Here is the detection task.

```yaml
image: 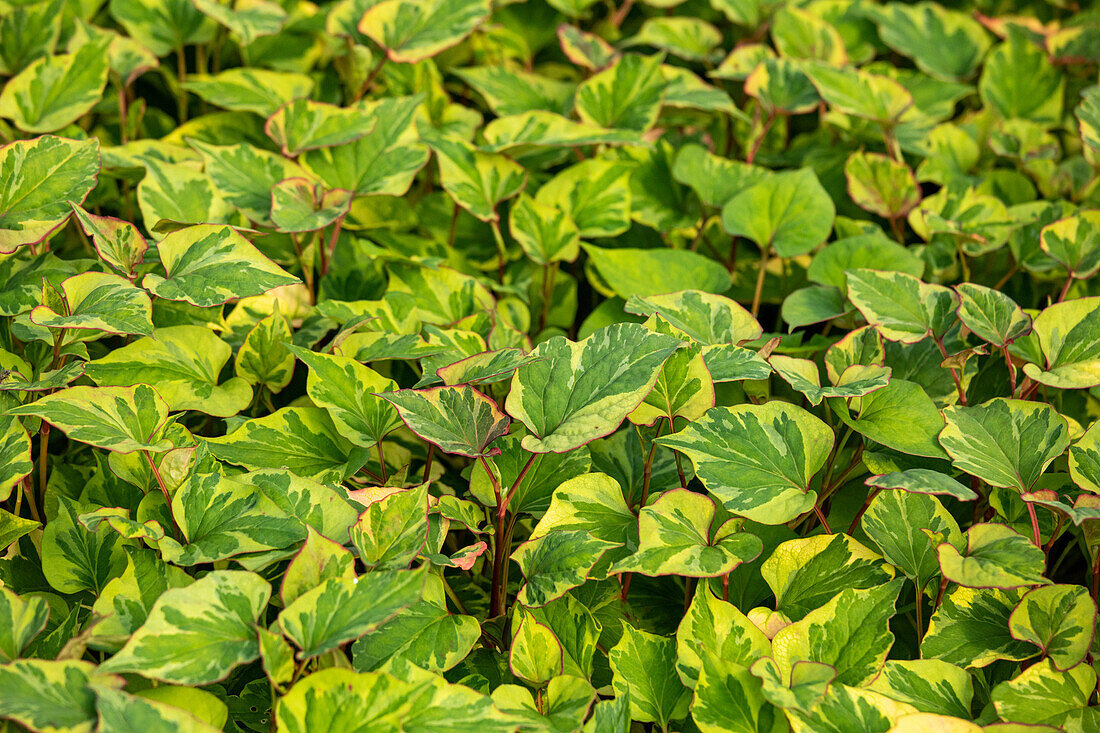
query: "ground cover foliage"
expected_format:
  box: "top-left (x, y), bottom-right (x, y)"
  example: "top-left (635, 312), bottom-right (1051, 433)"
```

top-left (3, 0), bottom-right (1100, 730)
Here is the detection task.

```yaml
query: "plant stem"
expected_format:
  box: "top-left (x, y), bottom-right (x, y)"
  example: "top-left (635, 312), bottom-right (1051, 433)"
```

top-left (175, 46), bottom-right (188, 122)
top-left (37, 424), bottom-right (49, 510)
top-left (1057, 273), bottom-right (1075, 303)
top-left (1026, 501), bottom-right (1041, 547)
top-left (1092, 546), bottom-right (1100, 602)
top-left (355, 54), bottom-right (388, 101)
top-left (751, 246), bottom-right (770, 317)
top-left (914, 584), bottom-right (925, 642)
top-left (143, 451), bottom-right (182, 541)
top-left (1002, 345), bottom-right (1017, 396)
top-left (812, 503), bottom-right (833, 534)
top-left (933, 336), bottom-right (967, 406)
top-left (847, 487), bottom-right (881, 535)
top-left (934, 576), bottom-right (949, 610)
top-left (746, 113), bottom-right (775, 164)
top-left (422, 444), bottom-right (434, 484)
top-left (320, 214), bottom-right (345, 278)
top-left (610, 0), bottom-right (634, 28)
top-left (490, 219), bottom-right (507, 284)
top-left (539, 262), bottom-right (558, 333)
top-left (376, 441), bottom-right (388, 483)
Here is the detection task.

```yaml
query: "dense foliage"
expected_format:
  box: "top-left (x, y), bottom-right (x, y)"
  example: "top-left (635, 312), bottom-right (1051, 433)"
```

top-left (2, 0), bottom-right (1100, 730)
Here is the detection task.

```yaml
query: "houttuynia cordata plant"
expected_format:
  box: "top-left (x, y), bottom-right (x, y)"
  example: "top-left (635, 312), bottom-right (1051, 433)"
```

top-left (1, 0), bottom-right (1100, 730)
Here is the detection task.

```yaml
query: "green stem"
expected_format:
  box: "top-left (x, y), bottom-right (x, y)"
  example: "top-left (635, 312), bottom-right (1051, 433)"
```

top-left (751, 246), bottom-right (769, 317)
top-left (175, 46), bottom-right (188, 122)
top-left (490, 219), bottom-right (507, 284)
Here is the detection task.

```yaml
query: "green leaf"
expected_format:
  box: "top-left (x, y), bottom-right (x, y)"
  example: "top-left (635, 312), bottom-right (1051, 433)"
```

top-left (629, 322), bottom-right (714, 425)
top-left (865, 469), bottom-right (978, 501)
top-left (865, 2), bottom-right (990, 80)
top-left (575, 53), bottom-right (666, 132)
top-left (1009, 585), bottom-right (1095, 671)
top-left (769, 357), bottom-right (890, 407)
top-left (418, 123), bottom-right (525, 223)
top-left (206, 407), bottom-right (368, 480)
top-left (625, 290), bottom-right (762, 346)
top-left (277, 566), bottom-right (426, 660)
top-left (358, 0), bottom-right (490, 63)
top-left (772, 579), bottom-right (904, 687)
top-left (454, 67), bottom-right (574, 117)
top-left (657, 402), bottom-right (833, 525)
top-left (352, 574), bottom-right (479, 674)
top-left (583, 246), bottom-right (732, 299)
top-left (676, 584), bottom-right (772, 688)
top-left (0, 659), bottom-right (112, 733)
top-left (510, 610), bottom-right (564, 685)
top-left (830, 379), bottom-right (948, 459)
top-left (844, 151), bottom-right (921, 220)
top-left (991, 659), bottom-right (1096, 728)
top-left (692, 654), bottom-right (787, 733)
top-left (804, 62), bottom-right (915, 124)
top-left (0, 0), bottom-right (62, 77)
top-left (0, 507), bottom-right (39, 553)
top-left (750, 657), bottom-right (833, 715)
top-left (612, 489), bottom-right (762, 578)
top-left (0, 40), bottom-right (109, 133)
top-left (437, 348), bottom-right (539, 388)
top-left (265, 98), bottom-right (377, 157)
top-left (526, 593), bottom-right (602, 681)
top-left (270, 178), bottom-right (352, 233)
top-left (921, 587), bottom-right (1034, 668)
top-left (808, 235), bottom-right (925, 293)
top-left (979, 27), bottom-right (1064, 124)
top-left (107, 0), bottom-right (214, 56)
top-left (762, 533), bottom-right (896, 621)
top-left (509, 194), bottom-right (580, 266)
top-left (783, 682), bottom-right (914, 733)
top-left (1070, 420), bottom-right (1100, 495)
top-left (40, 496), bottom-right (126, 594)
top-left (512, 530), bottom-right (620, 607)
top-left (135, 160), bottom-right (229, 233)
top-left (627, 17), bottom-right (721, 62)
top-left (275, 668), bottom-right (405, 731)
top-left (159, 458), bottom-right (304, 566)
top-left (672, 144), bottom-right (768, 208)
top-left (93, 686), bottom-right (224, 733)
top-left (846, 269), bottom-right (957, 344)
top-left (1040, 212), bottom-right (1100, 279)
top-left (610, 622), bottom-right (691, 731)
top-left (9, 384), bottom-right (170, 454)
top-left (238, 470), bottom-right (358, 544)
top-left (721, 168), bottom-right (835, 258)
top-left (0, 415), bottom-right (32, 502)
top-left (535, 159), bottom-right (633, 238)
top-left (350, 484), bottom-right (429, 571)
top-left (69, 204), bottom-right (148, 278)
top-left (471, 434), bottom-right (593, 516)
top-left (1023, 297), bottom-right (1100, 389)
top-left (143, 225), bottom-right (299, 307)
top-left (867, 659), bottom-right (973, 718)
top-left (234, 309), bottom-right (295, 394)
top-left (939, 398), bottom-right (1069, 493)
top-left (937, 523), bottom-right (1046, 589)
top-left (526, 472), bottom-right (636, 573)
top-left (481, 111), bottom-right (642, 153)
top-left (862, 489), bottom-right (962, 593)
top-left (0, 586), bottom-right (48, 662)
top-left (30, 271), bottom-right (152, 337)
top-left (380, 385), bottom-right (509, 458)
top-left (182, 68), bottom-right (313, 117)
top-left (101, 570), bottom-right (271, 685)
top-left (85, 326), bottom-right (252, 417)
top-left (189, 139), bottom-right (307, 226)
top-left (955, 283), bottom-right (1030, 348)
top-left (0, 136), bottom-right (100, 253)
top-left (192, 0), bottom-right (286, 45)
top-left (506, 323), bottom-right (682, 453)
top-left (89, 547), bottom-right (193, 652)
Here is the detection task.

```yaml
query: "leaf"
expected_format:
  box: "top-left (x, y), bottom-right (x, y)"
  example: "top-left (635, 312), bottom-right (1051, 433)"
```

top-left (359, 0), bottom-right (490, 63)
top-left (610, 622), bottom-right (691, 731)
top-left (0, 40), bottom-right (109, 133)
top-left (575, 53), bottom-right (666, 132)
top-left (289, 346), bottom-right (401, 447)
top-left (380, 385), bottom-right (508, 458)
top-left (867, 660), bottom-right (973, 718)
top-left (471, 434), bottom-right (593, 516)
top-left (159, 459), bottom-right (304, 566)
top-left (100, 570), bottom-right (271, 685)
top-left (270, 178), bottom-right (352, 233)
top-left (865, 469), bottom-right (978, 501)
top-left (69, 204), bottom-right (147, 278)
top-left (437, 349), bottom-right (539, 387)
top-left (40, 496), bottom-right (126, 594)
top-left (89, 547), bottom-right (193, 652)
top-left (351, 574), bottom-right (479, 674)
top-left (628, 324), bottom-right (714, 425)
top-left (85, 326), bottom-right (252, 417)
top-left (265, 98), bottom-right (377, 157)
top-left (30, 271), bottom-right (152, 337)
top-left (865, 2), bottom-right (990, 80)
top-left (182, 68), bottom-right (313, 117)
top-left (350, 484), bottom-right (429, 571)
top-left (771, 579), bottom-right (904, 687)
top-left (692, 654), bottom-right (787, 733)
top-left (510, 610), bottom-right (564, 685)
top-left (277, 566), bottom-right (426, 660)
top-left (939, 398), bottom-right (1069, 494)
top-left (0, 136), bottom-right (100, 253)
top-left (0, 0), bottom-right (62, 76)
top-left (481, 111), bottom-right (642, 153)
top-left (808, 235), bottom-right (925, 293)
top-left (612, 489), bottom-right (762, 578)
top-left (862, 489), bottom-right (962, 593)
top-left (135, 160), bottom-right (229, 233)
top-left (189, 140), bottom-right (307, 226)
top-left (676, 584), bottom-right (772, 688)
top-left (512, 530), bottom-right (619, 607)
top-left (830, 379), bottom-right (948, 459)
top-left (454, 67), bottom-right (574, 117)
top-left (625, 291), bottom-right (762, 346)
top-left (0, 415), bottom-right (32, 502)
top-left (844, 152), bottom-right (920, 220)
top-left (143, 225), bottom-right (299, 307)
top-left (509, 194), bottom-right (580, 266)
top-left (955, 283), bottom-right (1031, 350)
top-left (1040, 212), bottom-right (1100, 279)
top-left (846, 269), bottom-right (957, 344)
top-left (191, 0), bottom-right (286, 45)
top-left (784, 682), bottom-right (915, 733)
top-left (762, 533), bottom-right (896, 621)
top-left (1009, 585), bottom-right (1096, 671)
top-left (991, 659), bottom-right (1096, 728)
top-left (583, 246), bottom-right (732, 299)
top-left (238, 470), bottom-right (358, 543)
top-left (0, 586), bottom-right (49, 662)
top-left (657, 402), bottom-right (833, 525)
top-left (418, 123), bottom-right (525, 223)
top-left (235, 309), bottom-right (295, 394)
top-left (937, 523), bottom-right (1046, 589)
top-left (1023, 296), bottom-right (1100, 389)
top-left (921, 587), bottom-right (1034, 668)
top-left (535, 159), bottom-right (633, 238)
top-left (770, 357), bottom-right (890, 406)
top-left (526, 472), bottom-right (636, 573)
top-left (506, 323), bottom-right (682, 454)
top-left (0, 659), bottom-right (112, 733)
top-left (9, 384), bottom-right (170, 454)
top-left (721, 168), bottom-right (835, 257)
top-left (107, 0), bottom-right (214, 56)
top-left (979, 27), bottom-right (1064, 124)
top-left (206, 407), bottom-right (368, 480)
top-left (804, 62), bottom-right (915, 124)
